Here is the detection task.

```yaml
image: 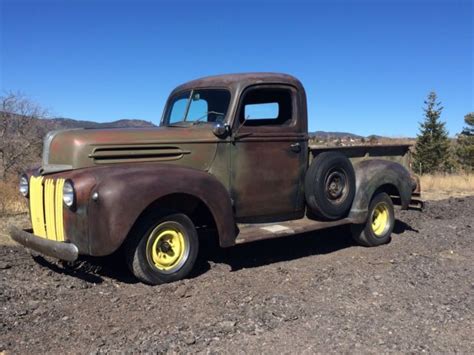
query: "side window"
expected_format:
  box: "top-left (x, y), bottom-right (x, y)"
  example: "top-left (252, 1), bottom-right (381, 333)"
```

top-left (240, 88), bottom-right (293, 127)
top-left (245, 103), bottom-right (279, 120)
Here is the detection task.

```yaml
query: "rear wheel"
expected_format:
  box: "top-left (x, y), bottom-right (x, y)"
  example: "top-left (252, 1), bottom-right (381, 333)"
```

top-left (351, 192), bottom-right (394, 247)
top-left (125, 212), bottom-right (199, 285)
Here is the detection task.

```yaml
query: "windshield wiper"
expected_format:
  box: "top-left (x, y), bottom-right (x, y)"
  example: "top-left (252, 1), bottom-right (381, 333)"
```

top-left (167, 121), bottom-right (191, 127)
top-left (191, 111), bottom-right (225, 125)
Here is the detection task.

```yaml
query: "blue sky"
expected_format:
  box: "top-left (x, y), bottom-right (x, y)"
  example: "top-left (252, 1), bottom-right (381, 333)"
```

top-left (1, 0), bottom-right (472, 137)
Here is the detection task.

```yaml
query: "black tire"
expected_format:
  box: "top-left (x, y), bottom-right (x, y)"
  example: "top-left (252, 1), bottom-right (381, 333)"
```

top-left (305, 152), bottom-right (356, 220)
top-left (351, 192), bottom-right (395, 247)
top-left (125, 212), bottom-right (199, 285)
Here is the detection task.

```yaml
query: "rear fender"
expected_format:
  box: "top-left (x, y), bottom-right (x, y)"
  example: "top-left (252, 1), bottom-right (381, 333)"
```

top-left (87, 164), bottom-right (235, 256)
top-left (349, 159), bottom-right (413, 223)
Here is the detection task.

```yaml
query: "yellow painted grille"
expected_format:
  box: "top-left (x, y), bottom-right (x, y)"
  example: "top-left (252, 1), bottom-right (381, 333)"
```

top-left (29, 176), bottom-right (66, 241)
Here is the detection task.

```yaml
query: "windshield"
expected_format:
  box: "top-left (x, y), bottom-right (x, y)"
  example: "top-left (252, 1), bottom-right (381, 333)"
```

top-left (162, 89), bottom-right (231, 126)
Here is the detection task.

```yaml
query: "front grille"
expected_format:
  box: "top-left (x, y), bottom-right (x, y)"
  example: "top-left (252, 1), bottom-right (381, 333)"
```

top-left (29, 176), bottom-right (66, 241)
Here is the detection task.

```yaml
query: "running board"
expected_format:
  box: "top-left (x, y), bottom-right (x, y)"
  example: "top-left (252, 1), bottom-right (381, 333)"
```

top-left (235, 217), bottom-right (353, 245)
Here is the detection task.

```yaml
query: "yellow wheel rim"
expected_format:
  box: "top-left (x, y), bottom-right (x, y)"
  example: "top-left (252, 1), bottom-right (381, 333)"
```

top-left (147, 223), bottom-right (188, 272)
top-left (371, 203), bottom-right (390, 237)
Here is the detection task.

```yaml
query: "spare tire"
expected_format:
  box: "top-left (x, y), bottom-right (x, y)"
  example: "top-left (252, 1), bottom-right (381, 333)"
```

top-left (305, 151), bottom-right (356, 220)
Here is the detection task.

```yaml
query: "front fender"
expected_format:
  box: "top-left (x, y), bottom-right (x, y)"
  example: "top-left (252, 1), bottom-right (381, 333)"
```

top-left (87, 164), bottom-right (235, 256)
top-left (349, 159), bottom-right (413, 223)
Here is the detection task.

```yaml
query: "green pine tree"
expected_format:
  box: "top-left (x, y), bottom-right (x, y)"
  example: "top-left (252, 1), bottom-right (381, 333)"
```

top-left (413, 92), bottom-right (451, 174)
top-left (456, 113), bottom-right (474, 172)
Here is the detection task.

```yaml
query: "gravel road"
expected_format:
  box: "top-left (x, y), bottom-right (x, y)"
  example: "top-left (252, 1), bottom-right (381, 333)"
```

top-left (1, 197), bottom-right (473, 353)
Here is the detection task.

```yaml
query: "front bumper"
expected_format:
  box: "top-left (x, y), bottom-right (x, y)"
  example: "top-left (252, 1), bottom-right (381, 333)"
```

top-left (9, 226), bottom-right (79, 262)
top-left (410, 192), bottom-right (424, 210)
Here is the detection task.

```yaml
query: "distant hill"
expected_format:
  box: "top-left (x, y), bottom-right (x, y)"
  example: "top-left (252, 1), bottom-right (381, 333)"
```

top-left (0, 111), bottom-right (157, 132)
top-left (309, 131), bottom-right (364, 139)
top-left (0, 112), bottom-right (160, 178)
top-left (40, 117), bottom-right (157, 130)
top-left (45, 121), bottom-right (373, 140)
top-left (4, 111), bottom-right (401, 140)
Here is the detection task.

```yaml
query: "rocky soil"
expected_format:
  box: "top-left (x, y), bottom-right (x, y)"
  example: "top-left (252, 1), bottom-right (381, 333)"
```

top-left (1, 197), bottom-right (473, 353)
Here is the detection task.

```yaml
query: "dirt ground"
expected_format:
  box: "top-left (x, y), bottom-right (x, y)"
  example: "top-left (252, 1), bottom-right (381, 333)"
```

top-left (1, 197), bottom-right (473, 353)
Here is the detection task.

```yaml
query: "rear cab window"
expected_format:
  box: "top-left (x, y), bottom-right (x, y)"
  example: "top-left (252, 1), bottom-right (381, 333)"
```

top-left (240, 87), bottom-right (294, 127)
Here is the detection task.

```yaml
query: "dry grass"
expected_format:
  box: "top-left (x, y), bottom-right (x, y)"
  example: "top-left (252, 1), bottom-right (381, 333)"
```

top-left (0, 179), bottom-right (28, 216)
top-left (420, 173), bottom-right (474, 200)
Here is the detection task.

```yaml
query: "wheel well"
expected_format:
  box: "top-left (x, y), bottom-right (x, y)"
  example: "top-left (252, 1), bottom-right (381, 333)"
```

top-left (374, 184), bottom-right (401, 205)
top-left (136, 193), bottom-right (218, 231)
top-left (121, 193), bottom-right (220, 256)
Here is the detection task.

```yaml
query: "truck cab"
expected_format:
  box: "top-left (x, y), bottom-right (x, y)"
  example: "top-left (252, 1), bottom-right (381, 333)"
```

top-left (10, 73), bottom-right (419, 285)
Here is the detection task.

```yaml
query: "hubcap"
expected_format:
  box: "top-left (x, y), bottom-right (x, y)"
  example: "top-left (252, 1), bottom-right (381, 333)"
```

top-left (146, 222), bottom-right (189, 273)
top-left (371, 203), bottom-right (390, 236)
top-left (325, 170), bottom-right (348, 203)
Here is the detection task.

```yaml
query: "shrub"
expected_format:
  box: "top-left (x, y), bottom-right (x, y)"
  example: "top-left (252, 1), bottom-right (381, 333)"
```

top-left (0, 178), bottom-right (27, 216)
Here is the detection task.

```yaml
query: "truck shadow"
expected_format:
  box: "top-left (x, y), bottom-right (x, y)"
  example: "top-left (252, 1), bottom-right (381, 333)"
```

top-left (31, 219), bottom-right (415, 284)
top-left (203, 218), bottom-right (415, 272)
top-left (204, 225), bottom-right (354, 272)
top-left (392, 220), bottom-right (419, 234)
top-left (33, 255), bottom-right (106, 284)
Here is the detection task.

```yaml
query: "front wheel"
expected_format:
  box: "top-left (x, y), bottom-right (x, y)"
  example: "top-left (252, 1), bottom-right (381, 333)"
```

top-left (351, 192), bottom-right (395, 247)
top-left (125, 213), bottom-right (199, 285)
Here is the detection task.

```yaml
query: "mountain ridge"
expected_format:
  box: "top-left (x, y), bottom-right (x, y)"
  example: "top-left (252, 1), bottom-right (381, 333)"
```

top-left (41, 117), bottom-right (157, 129)
top-left (3, 111), bottom-right (389, 138)
top-left (45, 118), bottom-right (377, 138)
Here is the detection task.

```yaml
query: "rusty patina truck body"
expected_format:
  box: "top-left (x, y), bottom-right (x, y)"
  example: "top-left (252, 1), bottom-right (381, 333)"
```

top-left (10, 73), bottom-right (421, 284)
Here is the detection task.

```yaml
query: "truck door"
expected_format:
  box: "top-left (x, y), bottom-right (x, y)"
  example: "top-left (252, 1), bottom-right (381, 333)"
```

top-left (230, 85), bottom-right (308, 222)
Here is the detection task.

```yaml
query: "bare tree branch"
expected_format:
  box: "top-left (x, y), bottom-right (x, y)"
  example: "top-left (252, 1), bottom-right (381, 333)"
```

top-left (0, 92), bottom-right (48, 180)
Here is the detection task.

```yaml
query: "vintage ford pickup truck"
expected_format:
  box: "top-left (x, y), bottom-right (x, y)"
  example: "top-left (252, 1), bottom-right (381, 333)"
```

top-left (10, 73), bottom-right (421, 284)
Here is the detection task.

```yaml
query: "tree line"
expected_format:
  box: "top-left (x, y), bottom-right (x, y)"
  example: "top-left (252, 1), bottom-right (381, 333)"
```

top-left (413, 92), bottom-right (473, 174)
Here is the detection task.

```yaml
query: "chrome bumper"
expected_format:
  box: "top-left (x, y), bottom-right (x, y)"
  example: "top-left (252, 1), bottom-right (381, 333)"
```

top-left (9, 226), bottom-right (79, 262)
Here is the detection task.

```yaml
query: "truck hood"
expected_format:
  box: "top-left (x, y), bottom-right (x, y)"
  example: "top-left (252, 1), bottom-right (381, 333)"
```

top-left (42, 126), bottom-right (220, 173)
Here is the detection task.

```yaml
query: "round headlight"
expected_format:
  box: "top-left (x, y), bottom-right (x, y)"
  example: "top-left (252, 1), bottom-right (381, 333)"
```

top-left (19, 175), bottom-right (29, 197)
top-left (63, 181), bottom-right (75, 207)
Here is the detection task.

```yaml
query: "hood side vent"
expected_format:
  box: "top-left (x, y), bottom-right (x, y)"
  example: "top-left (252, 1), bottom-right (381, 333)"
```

top-left (89, 145), bottom-right (190, 164)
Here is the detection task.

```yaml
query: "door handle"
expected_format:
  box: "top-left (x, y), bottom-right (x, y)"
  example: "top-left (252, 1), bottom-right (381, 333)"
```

top-left (290, 142), bottom-right (301, 153)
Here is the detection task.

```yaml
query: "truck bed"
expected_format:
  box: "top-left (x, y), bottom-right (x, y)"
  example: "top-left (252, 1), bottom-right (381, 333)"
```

top-left (310, 144), bottom-right (423, 209)
top-left (309, 144), bottom-right (412, 169)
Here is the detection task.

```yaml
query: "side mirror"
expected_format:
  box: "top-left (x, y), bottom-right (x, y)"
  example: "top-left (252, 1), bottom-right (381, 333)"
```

top-left (212, 122), bottom-right (230, 138)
